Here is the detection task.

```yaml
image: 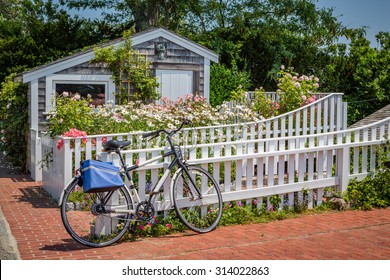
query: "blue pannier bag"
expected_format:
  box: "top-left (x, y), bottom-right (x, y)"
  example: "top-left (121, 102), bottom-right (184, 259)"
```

top-left (81, 159), bottom-right (124, 193)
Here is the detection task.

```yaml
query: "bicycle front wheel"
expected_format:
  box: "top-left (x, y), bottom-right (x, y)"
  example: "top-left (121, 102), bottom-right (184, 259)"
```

top-left (60, 178), bottom-right (134, 247)
top-left (172, 165), bottom-right (223, 233)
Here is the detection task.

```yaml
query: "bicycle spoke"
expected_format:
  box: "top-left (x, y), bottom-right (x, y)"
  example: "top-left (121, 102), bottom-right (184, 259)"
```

top-left (173, 166), bottom-right (223, 233)
top-left (61, 179), bottom-right (134, 247)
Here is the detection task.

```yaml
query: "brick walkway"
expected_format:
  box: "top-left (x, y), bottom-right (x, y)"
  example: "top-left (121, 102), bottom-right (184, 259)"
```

top-left (0, 175), bottom-right (389, 260)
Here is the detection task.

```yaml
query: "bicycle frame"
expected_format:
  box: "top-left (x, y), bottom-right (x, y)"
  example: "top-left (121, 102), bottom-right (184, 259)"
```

top-left (116, 141), bottom-right (202, 207)
top-left (59, 121), bottom-right (201, 212)
top-left (60, 120), bottom-right (222, 247)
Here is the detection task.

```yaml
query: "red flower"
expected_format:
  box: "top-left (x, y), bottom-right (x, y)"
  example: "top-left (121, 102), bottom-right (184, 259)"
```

top-left (56, 128), bottom-right (88, 150)
top-left (56, 139), bottom-right (64, 150)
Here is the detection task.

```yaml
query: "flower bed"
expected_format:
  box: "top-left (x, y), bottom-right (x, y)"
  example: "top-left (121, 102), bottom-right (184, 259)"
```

top-left (48, 93), bottom-right (263, 140)
top-left (47, 66), bottom-right (321, 145)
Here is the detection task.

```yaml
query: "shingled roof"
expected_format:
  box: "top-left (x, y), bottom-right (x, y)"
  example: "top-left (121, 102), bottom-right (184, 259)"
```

top-left (349, 103), bottom-right (390, 129)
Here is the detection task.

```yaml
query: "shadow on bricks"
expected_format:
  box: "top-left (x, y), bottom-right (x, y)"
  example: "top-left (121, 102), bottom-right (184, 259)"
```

top-left (15, 185), bottom-right (57, 209)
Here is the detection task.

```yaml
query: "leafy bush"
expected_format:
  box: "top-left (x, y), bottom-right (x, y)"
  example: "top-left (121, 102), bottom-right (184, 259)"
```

top-left (276, 66), bottom-right (320, 114)
top-left (227, 66), bottom-right (320, 119)
top-left (48, 92), bottom-right (100, 137)
top-left (346, 169), bottom-right (390, 210)
top-left (0, 74), bottom-right (28, 170)
top-left (210, 62), bottom-right (251, 107)
top-left (251, 88), bottom-right (281, 118)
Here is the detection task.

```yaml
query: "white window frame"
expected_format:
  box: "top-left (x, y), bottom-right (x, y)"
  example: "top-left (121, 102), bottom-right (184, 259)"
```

top-left (45, 74), bottom-right (116, 112)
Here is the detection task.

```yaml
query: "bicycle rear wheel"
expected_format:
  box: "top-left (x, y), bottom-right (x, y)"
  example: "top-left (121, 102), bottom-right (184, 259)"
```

top-left (60, 178), bottom-right (134, 247)
top-left (172, 165), bottom-right (223, 233)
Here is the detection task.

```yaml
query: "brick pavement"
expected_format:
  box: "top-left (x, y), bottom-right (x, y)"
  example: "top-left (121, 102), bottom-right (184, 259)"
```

top-left (0, 175), bottom-right (389, 260)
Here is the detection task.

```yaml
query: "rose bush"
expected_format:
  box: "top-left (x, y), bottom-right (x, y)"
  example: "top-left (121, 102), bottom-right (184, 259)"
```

top-left (275, 65), bottom-right (320, 113)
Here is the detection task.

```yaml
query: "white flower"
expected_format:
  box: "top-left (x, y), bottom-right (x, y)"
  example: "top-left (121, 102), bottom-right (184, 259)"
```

top-left (73, 93), bottom-right (81, 100)
top-left (130, 115), bottom-right (139, 121)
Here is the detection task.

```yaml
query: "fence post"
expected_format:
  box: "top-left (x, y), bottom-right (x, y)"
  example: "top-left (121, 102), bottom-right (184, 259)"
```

top-left (62, 138), bottom-right (72, 196)
top-left (336, 146), bottom-right (350, 193)
top-left (30, 128), bottom-right (42, 181)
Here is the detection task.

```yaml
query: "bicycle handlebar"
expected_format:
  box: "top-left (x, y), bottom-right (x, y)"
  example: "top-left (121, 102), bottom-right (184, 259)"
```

top-left (142, 119), bottom-right (192, 140)
top-left (141, 130), bottom-right (161, 139)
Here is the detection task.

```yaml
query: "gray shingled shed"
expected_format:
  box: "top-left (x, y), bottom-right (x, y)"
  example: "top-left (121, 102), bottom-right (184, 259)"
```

top-left (20, 27), bottom-right (219, 180)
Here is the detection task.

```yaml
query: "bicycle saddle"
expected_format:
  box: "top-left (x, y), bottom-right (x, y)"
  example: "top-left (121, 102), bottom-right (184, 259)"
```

top-left (103, 140), bottom-right (131, 151)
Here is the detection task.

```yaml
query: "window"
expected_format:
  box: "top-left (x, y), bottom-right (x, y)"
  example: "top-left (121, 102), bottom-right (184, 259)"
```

top-left (45, 74), bottom-right (115, 112)
top-left (56, 83), bottom-right (106, 106)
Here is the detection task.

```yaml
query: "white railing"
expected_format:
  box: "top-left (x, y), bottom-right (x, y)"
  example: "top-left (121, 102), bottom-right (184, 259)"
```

top-left (41, 93), bottom-right (348, 203)
top-left (209, 92), bottom-right (346, 142)
top-left (99, 116), bottom-right (389, 211)
top-left (232, 91), bottom-right (329, 102)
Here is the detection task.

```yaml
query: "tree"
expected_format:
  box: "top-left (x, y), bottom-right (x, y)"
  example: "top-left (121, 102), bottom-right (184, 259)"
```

top-left (0, 0), bottom-right (120, 83)
top-left (61, 0), bottom-right (190, 31)
top-left (345, 31), bottom-right (390, 124)
top-left (181, 0), bottom-right (348, 90)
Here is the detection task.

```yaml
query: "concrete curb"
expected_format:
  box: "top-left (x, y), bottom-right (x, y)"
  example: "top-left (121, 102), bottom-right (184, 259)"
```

top-left (0, 205), bottom-right (21, 260)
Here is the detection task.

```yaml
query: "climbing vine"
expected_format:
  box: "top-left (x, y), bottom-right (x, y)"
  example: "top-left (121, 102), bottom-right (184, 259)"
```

top-left (93, 29), bottom-right (159, 104)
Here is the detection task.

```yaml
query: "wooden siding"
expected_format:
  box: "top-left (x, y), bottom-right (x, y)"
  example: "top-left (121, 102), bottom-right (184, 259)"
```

top-left (134, 37), bottom-right (205, 97)
top-left (55, 62), bottom-right (111, 75)
top-left (38, 78), bottom-right (46, 131)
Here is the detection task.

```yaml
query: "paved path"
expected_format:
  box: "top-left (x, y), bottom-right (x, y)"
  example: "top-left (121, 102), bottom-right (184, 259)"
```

top-left (0, 173), bottom-right (389, 260)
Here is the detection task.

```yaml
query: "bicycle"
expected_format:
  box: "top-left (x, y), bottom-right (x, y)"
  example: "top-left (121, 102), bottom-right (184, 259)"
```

top-left (59, 119), bottom-right (223, 247)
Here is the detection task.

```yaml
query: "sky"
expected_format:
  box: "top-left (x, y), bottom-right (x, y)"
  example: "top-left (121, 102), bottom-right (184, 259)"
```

top-left (316, 0), bottom-right (390, 47)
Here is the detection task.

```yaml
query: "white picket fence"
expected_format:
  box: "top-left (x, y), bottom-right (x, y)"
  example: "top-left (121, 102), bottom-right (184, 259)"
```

top-left (41, 92), bottom-right (366, 213)
top-left (102, 116), bottom-right (389, 211)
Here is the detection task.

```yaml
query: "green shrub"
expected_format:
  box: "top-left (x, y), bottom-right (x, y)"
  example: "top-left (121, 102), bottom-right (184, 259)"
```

top-left (210, 62), bottom-right (251, 107)
top-left (346, 169), bottom-right (390, 210)
top-left (0, 74), bottom-right (28, 170)
top-left (48, 92), bottom-right (100, 137)
top-left (276, 66), bottom-right (320, 114)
